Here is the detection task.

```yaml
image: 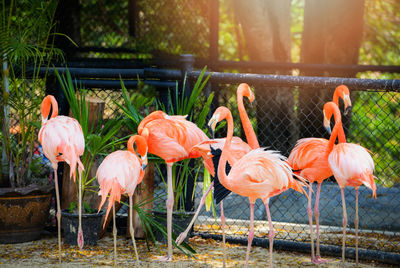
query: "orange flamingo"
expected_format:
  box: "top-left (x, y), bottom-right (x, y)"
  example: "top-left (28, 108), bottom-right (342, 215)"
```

top-left (138, 110), bottom-right (208, 261)
top-left (96, 135), bottom-right (147, 266)
top-left (209, 106), bottom-right (308, 268)
top-left (287, 85), bottom-right (351, 263)
top-left (175, 83), bottom-right (257, 267)
top-left (38, 95), bottom-right (85, 264)
top-left (323, 102), bottom-right (376, 267)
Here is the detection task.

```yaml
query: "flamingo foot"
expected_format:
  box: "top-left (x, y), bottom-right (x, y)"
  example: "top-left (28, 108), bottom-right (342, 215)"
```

top-left (77, 228), bottom-right (84, 249)
top-left (175, 231), bottom-right (188, 246)
top-left (312, 256), bottom-right (328, 264)
top-left (157, 254), bottom-right (173, 262)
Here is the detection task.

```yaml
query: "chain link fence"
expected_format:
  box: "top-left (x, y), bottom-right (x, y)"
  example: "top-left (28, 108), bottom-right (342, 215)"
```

top-left (191, 83), bottom-right (400, 256)
top-left (79, 75), bottom-right (400, 258)
top-left (79, 0), bottom-right (210, 58)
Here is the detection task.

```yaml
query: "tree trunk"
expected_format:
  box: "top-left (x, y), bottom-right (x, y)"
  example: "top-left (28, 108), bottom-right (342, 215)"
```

top-left (233, 0), bottom-right (294, 155)
top-left (61, 97), bottom-right (105, 210)
top-left (128, 0), bottom-right (139, 37)
top-left (127, 163), bottom-right (155, 238)
top-left (53, 0), bottom-right (81, 58)
top-left (299, 0), bottom-right (365, 139)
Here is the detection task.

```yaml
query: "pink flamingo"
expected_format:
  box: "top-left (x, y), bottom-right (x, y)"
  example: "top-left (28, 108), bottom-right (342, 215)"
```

top-left (287, 85), bottom-right (352, 263)
top-left (323, 102), bottom-right (376, 267)
top-left (209, 106), bottom-right (308, 268)
top-left (96, 135), bottom-right (148, 266)
top-left (138, 110), bottom-right (208, 261)
top-left (175, 83), bottom-right (258, 267)
top-left (38, 95), bottom-right (85, 264)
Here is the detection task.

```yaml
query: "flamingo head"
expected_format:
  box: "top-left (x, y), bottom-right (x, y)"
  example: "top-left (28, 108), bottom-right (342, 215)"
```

top-left (323, 110), bottom-right (332, 135)
top-left (238, 83), bottom-right (255, 104)
top-left (40, 95), bottom-right (58, 124)
top-left (323, 102), bottom-right (341, 135)
top-left (333, 85), bottom-right (352, 115)
top-left (127, 135), bottom-right (148, 170)
top-left (208, 106), bottom-right (231, 133)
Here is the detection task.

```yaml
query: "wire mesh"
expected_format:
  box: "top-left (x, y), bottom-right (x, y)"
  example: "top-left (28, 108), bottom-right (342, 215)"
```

top-left (80, 81), bottom-right (400, 255)
top-left (191, 83), bottom-right (400, 254)
top-left (80, 0), bottom-right (210, 58)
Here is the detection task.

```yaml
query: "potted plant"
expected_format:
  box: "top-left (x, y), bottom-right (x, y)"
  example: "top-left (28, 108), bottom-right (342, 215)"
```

top-left (0, 0), bottom-right (64, 243)
top-left (54, 69), bottom-right (127, 246)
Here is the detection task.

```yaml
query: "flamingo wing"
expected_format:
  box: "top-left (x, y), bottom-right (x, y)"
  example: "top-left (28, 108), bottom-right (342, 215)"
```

top-left (39, 116), bottom-right (85, 179)
top-left (328, 143), bottom-right (376, 196)
top-left (97, 150), bottom-right (142, 222)
top-left (227, 148), bottom-right (307, 202)
top-left (287, 138), bottom-right (332, 183)
top-left (143, 118), bottom-right (208, 162)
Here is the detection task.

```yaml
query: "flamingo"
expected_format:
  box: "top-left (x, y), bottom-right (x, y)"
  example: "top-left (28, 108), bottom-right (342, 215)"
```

top-left (323, 102), bottom-right (376, 267)
top-left (287, 85), bottom-right (352, 263)
top-left (137, 110), bottom-right (208, 261)
top-left (175, 83), bottom-right (258, 267)
top-left (96, 135), bottom-right (147, 266)
top-left (38, 95), bottom-right (85, 264)
top-left (209, 106), bottom-right (308, 268)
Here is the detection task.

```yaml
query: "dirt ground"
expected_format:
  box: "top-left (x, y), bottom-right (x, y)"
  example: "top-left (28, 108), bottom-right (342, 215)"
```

top-left (0, 233), bottom-right (394, 267)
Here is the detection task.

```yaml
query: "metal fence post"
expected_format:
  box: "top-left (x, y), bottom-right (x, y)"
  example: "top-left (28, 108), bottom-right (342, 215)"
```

top-left (180, 54), bottom-right (195, 103)
top-left (179, 54), bottom-right (195, 212)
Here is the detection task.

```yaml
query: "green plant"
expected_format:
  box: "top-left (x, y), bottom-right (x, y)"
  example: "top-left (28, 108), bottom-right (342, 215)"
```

top-left (0, 0), bottom-right (64, 188)
top-left (54, 68), bottom-right (126, 211)
top-left (118, 68), bottom-right (213, 255)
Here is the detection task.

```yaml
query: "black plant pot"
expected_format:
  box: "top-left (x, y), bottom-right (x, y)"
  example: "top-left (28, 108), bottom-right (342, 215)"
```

top-left (152, 210), bottom-right (195, 244)
top-left (61, 210), bottom-right (105, 246)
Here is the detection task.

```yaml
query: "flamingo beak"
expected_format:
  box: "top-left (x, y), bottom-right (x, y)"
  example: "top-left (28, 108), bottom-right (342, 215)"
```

top-left (41, 115), bottom-right (48, 124)
top-left (141, 153), bottom-right (148, 170)
top-left (208, 114), bottom-right (219, 132)
top-left (343, 94), bottom-right (352, 115)
top-left (323, 112), bottom-right (332, 135)
top-left (141, 163), bottom-right (147, 170)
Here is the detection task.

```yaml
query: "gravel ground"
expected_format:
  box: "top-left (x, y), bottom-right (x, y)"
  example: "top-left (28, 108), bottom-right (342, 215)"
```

top-left (0, 233), bottom-right (394, 267)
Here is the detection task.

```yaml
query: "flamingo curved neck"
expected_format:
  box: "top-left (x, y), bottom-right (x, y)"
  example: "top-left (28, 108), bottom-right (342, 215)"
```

top-left (218, 111), bottom-right (234, 188)
top-left (237, 90), bottom-right (259, 149)
top-left (41, 96), bottom-right (58, 124)
top-left (327, 106), bottom-right (346, 153)
top-left (128, 135), bottom-right (147, 159)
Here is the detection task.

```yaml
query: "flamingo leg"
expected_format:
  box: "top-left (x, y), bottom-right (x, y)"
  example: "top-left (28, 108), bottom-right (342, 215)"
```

top-left (307, 184), bottom-right (316, 263)
top-left (112, 203), bottom-right (117, 266)
top-left (53, 168), bottom-right (62, 266)
top-left (221, 200), bottom-right (226, 268)
top-left (176, 181), bottom-right (214, 245)
top-left (129, 195), bottom-right (140, 265)
top-left (159, 163), bottom-right (174, 261)
top-left (245, 203), bottom-right (255, 268)
top-left (77, 168), bottom-right (84, 249)
top-left (340, 187), bottom-right (347, 267)
top-left (355, 188), bottom-right (359, 268)
top-left (314, 182), bottom-right (327, 264)
top-left (265, 198), bottom-right (274, 268)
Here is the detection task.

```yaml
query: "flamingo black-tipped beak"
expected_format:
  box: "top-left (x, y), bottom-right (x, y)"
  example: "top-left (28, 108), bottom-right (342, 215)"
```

top-left (141, 163), bottom-right (147, 170)
top-left (208, 114), bottom-right (219, 132)
top-left (343, 94), bottom-right (352, 115)
top-left (324, 125), bottom-right (332, 135)
top-left (323, 112), bottom-right (331, 135)
top-left (344, 105), bottom-right (352, 116)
